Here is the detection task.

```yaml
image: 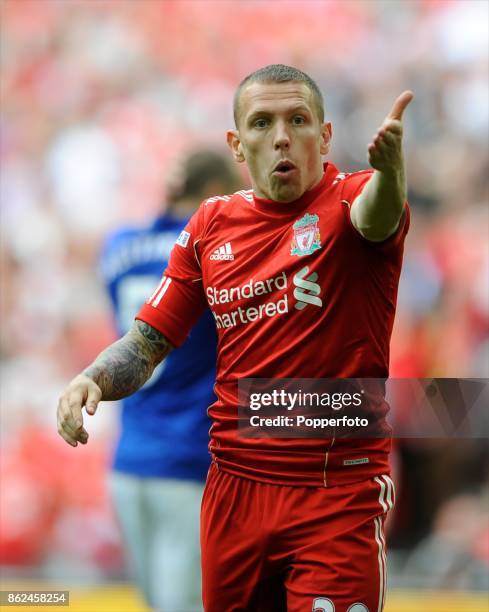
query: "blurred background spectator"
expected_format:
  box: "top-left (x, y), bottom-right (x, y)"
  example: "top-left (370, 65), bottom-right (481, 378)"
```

top-left (0, 0), bottom-right (487, 606)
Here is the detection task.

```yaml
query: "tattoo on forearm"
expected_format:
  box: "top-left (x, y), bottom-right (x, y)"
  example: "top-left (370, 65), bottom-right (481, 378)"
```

top-left (83, 320), bottom-right (173, 400)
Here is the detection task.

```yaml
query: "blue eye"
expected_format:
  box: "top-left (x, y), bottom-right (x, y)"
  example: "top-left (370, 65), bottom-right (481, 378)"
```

top-left (292, 116), bottom-right (305, 125)
top-left (254, 118), bottom-right (268, 129)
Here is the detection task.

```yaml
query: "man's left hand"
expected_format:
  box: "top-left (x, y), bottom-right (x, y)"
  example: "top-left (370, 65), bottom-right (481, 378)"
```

top-left (367, 91), bottom-right (413, 175)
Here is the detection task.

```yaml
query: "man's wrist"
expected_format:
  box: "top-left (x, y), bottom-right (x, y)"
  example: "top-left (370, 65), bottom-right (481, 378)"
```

top-left (377, 167), bottom-right (406, 201)
top-left (377, 165), bottom-right (403, 183)
top-left (82, 366), bottom-right (104, 390)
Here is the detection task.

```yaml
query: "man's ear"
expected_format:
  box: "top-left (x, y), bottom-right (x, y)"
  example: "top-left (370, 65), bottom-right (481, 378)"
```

top-left (320, 122), bottom-right (332, 156)
top-left (227, 129), bottom-right (245, 163)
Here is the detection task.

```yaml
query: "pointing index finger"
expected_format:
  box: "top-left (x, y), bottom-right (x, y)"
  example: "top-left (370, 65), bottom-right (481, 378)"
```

top-left (386, 90), bottom-right (414, 122)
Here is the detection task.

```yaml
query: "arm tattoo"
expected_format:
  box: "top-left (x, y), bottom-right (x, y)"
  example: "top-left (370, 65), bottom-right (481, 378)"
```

top-left (83, 320), bottom-right (173, 400)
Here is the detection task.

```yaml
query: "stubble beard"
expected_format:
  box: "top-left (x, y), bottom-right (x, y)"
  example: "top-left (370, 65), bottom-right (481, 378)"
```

top-left (269, 178), bottom-right (303, 203)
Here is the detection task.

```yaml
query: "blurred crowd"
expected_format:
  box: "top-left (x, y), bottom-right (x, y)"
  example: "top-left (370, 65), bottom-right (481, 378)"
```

top-left (1, 0), bottom-right (488, 591)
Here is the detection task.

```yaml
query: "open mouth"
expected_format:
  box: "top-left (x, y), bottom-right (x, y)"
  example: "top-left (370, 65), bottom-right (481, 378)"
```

top-left (273, 160), bottom-right (297, 175)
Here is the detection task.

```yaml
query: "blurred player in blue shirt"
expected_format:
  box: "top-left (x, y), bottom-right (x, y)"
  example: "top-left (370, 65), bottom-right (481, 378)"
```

top-left (99, 150), bottom-right (241, 611)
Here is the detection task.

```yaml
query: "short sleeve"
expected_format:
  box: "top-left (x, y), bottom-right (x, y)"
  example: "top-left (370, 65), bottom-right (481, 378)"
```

top-left (136, 205), bottom-right (209, 347)
top-left (340, 170), bottom-right (410, 252)
top-left (340, 169), bottom-right (374, 203)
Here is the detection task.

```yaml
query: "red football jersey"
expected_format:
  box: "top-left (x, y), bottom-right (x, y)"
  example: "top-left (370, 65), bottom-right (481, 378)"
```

top-left (137, 162), bottom-right (410, 486)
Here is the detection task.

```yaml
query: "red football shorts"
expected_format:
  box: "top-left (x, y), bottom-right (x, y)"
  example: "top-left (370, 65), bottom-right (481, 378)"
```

top-left (201, 463), bottom-right (395, 612)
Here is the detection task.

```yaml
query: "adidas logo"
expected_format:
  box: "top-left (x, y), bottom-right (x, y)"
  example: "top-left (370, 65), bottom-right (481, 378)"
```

top-left (210, 242), bottom-right (234, 261)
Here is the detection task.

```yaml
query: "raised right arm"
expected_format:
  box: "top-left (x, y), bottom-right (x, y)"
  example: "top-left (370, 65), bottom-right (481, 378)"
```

top-left (57, 320), bottom-right (173, 447)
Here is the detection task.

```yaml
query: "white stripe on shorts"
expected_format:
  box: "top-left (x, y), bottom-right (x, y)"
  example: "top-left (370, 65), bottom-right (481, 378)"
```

top-left (374, 476), bottom-right (388, 513)
top-left (374, 516), bottom-right (387, 612)
top-left (374, 474), bottom-right (394, 611)
top-left (382, 475), bottom-right (395, 510)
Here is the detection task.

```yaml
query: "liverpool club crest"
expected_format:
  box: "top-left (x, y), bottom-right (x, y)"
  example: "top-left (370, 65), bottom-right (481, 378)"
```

top-left (290, 213), bottom-right (321, 257)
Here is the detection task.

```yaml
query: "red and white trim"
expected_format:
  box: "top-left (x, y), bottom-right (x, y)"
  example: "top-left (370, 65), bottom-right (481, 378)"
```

top-left (373, 475), bottom-right (395, 611)
top-left (235, 189), bottom-right (254, 203)
top-left (374, 516), bottom-right (386, 612)
top-left (147, 275), bottom-right (172, 307)
top-left (374, 475), bottom-right (395, 513)
top-left (204, 194), bottom-right (232, 206)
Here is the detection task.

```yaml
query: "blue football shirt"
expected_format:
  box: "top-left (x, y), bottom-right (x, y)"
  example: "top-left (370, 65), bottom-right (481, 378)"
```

top-left (100, 214), bottom-right (217, 481)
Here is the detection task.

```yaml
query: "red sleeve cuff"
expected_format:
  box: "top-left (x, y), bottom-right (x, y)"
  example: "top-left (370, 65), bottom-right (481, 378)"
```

top-left (136, 276), bottom-right (208, 348)
top-left (344, 201), bottom-right (410, 251)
